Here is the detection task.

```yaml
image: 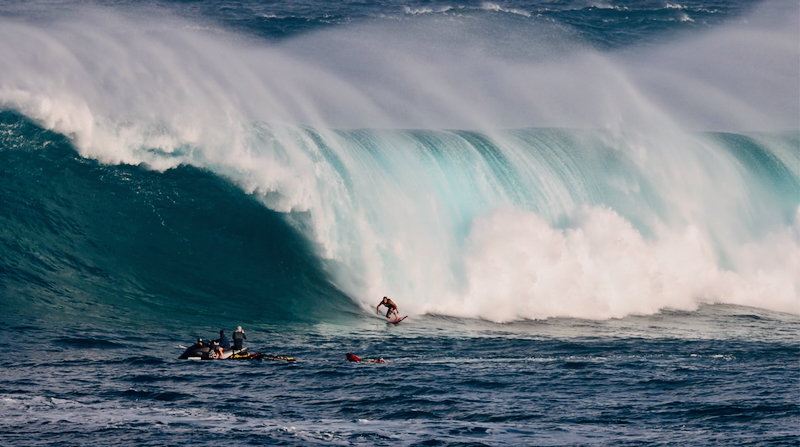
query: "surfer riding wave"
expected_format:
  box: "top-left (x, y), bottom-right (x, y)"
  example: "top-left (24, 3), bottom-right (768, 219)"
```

top-left (377, 296), bottom-right (398, 319)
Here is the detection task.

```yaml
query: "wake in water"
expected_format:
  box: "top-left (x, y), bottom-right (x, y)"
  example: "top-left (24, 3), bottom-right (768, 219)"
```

top-left (0, 2), bottom-right (797, 322)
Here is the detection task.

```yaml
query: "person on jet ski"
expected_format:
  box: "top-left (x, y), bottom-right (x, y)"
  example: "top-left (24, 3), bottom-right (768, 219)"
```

top-left (178, 338), bottom-right (208, 360)
top-left (214, 330), bottom-right (231, 359)
top-left (191, 338), bottom-right (204, 350)
top-left (233, 326), bottom-right (246, 351)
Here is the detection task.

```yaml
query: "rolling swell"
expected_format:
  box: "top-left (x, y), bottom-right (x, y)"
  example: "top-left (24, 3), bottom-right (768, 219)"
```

top-left (0, 111), bottom-right (357, 326)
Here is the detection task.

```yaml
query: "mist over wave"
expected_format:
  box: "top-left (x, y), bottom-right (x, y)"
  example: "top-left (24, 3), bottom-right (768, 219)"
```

top-left (0, 2), bottom-right (798, 322)
top-left (1, 2), bottom-right (797, 137)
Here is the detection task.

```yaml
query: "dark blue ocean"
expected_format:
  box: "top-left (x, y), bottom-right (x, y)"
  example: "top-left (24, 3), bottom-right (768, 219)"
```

top-left (1, 1), bottom-right (798, 445)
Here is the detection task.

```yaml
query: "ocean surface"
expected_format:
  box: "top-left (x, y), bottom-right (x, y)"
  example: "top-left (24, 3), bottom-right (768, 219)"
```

top-left (1, 0), bottom-right (798, 445)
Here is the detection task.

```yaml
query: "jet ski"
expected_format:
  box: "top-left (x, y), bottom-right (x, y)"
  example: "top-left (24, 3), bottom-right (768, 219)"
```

top-left (178, 341), bottom-right (295, 361)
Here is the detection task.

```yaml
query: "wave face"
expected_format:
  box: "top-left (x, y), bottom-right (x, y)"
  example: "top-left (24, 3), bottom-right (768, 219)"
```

top-left (227, 124), bottom-right (800, 321)
top-left (0, 112), bottom-right (358, 326)
top-left (0, 2), bottom-right (798, 323)
top-left (2, 111), bottom-right (797, 323)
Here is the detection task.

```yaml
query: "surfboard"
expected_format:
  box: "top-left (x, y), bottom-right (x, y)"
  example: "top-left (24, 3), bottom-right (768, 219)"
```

top-left (388, 316), bottom-right (407, 324)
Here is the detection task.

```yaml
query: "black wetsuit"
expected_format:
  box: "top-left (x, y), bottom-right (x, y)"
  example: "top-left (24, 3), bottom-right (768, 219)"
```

top-left (233, 331), bottom-right (246, 350)
top-left (380, 300), bottom-right (398, 317)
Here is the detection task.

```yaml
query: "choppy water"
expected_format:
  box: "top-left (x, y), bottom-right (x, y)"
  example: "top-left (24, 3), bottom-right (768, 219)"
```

top-left (0, 306), bottom-right (800, 445)
top-left (1, 305), bottom-right (798, 446)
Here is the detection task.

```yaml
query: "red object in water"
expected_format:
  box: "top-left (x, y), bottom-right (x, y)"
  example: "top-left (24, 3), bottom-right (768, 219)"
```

top-left (346, 353), bottom-right (361, 362)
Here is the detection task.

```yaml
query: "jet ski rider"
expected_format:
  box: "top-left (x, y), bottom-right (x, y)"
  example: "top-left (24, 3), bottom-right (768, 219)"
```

top-left (233, 326), bottom-right (246, 351)
top-left (214, 330), bottom-right (231, 359)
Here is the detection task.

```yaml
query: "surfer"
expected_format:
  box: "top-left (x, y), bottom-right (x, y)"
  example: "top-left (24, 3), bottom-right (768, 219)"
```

top-left (232, 326), bottom-right (246, 351)
top-left (213, 330), bottom-right (231, 359)
top-left (376, 296), bottom-right (399, 319)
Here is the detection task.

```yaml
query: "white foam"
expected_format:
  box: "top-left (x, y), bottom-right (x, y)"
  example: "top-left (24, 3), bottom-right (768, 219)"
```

top-left (403, 7), bottom-right (434, 15)
top-left (481, 3), bottom-right (532, 18)
top-left (418, 206), bottom-right (799, 322)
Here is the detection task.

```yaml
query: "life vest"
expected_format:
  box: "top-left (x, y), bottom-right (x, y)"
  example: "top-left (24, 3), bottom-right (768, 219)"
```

top-left (233, 331), bottom-right (245, 349)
